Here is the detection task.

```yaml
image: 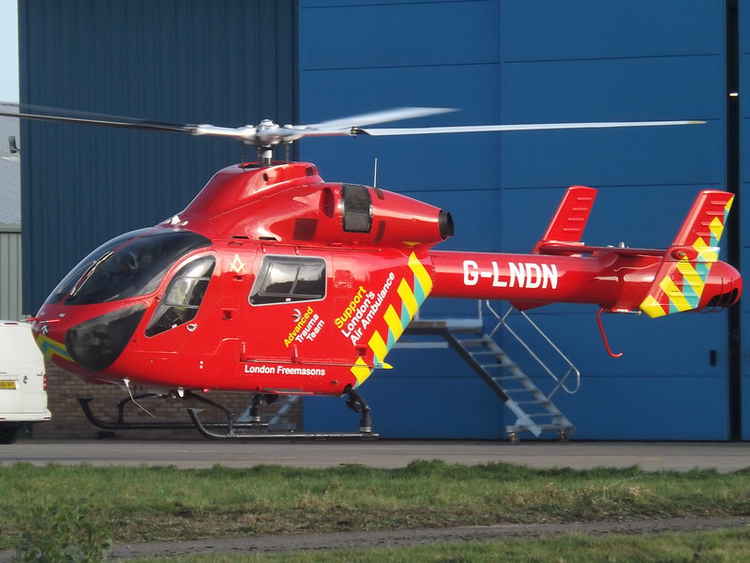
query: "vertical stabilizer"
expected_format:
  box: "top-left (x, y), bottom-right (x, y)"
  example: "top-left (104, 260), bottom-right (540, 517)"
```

top-left (640, 190), bottom-right (735, 318)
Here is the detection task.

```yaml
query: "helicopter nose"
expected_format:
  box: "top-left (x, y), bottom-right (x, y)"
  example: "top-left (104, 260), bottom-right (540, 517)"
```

top-left (32, 316), bottom-right (72, 362)
top-left (702, 261), bottom-right (742, 309)
top-left (65, 305), bottom-right (146, 371)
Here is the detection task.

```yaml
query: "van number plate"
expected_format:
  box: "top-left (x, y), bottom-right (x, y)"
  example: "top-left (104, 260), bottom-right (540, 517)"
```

top-left (0, 380), bottom-right (16, 389)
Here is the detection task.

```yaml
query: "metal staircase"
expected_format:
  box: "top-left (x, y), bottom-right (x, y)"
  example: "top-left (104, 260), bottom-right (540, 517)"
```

top-left (402, 301), bottom-right (580, 442)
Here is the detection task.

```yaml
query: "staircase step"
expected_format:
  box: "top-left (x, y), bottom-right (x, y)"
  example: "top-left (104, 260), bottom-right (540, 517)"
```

top-left (504, 388), bottom-right (535, 393)
top-left (480, 363), bottom-right (506, 369)
top-left (494, 374), bottom-right (525, 381)
top-left (525, 412), bottom-right (561, 417)
top-left (470, 350), bottom-right (499, 356)
top-left (507, 424), bottom-right (572, 433)
top-left (537, 423), bottom-right (574, 430)
top-left (457, 339), bottom-right (487, 346)
top-left (515, 400), bottom-right (550, 405)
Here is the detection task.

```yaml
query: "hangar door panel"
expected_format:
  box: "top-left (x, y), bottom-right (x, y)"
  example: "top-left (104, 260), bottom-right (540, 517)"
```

top-left (299, 0), bottom-right (505, 438)
top-left (500, 0), bottom-right (728, 440)
top-left (300, 0), bottom-right (731, 439)
top-left (740, 0), bottom-right (750, 440)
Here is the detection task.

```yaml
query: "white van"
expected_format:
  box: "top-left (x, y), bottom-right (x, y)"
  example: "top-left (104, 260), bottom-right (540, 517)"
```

top-left (0, 321), bottom-right (51, 443)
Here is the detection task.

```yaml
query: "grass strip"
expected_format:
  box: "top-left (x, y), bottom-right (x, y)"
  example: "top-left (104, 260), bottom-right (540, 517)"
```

top-left (1, 460), bottom-right (749, 549)
top-left (130, 527), bottom-right (750, 562)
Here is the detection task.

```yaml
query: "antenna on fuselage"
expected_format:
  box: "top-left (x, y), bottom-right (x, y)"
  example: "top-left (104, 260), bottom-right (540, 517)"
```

top-left (373, 157), bottom-right (378, 187)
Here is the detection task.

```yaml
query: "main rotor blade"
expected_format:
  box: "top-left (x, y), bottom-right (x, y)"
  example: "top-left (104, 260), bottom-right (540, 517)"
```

top-left (357, 120), bottom-right (706, 136)
top-left (307, 107), bottom-right (457, 130)
top-left (0, 103), bottom-right (263, 142)
top-left (0, 105), bottom-right (194, 134)
top-left (0, 100), bottom-right (706, 148)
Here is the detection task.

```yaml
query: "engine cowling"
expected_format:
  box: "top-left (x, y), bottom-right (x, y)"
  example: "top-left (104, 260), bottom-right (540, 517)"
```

top-left (314, 183), bottom-right (454, 247)
top-left (178, 163), bottom-right (453, 248)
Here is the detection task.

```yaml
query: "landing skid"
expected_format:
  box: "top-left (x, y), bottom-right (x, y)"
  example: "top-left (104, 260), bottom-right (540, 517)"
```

top-left (186, 387), bottom-right (379, 440)
top-left (187, 408), bottom-right (378, 440)
top-left (78, 387), bottom-right (379, 440)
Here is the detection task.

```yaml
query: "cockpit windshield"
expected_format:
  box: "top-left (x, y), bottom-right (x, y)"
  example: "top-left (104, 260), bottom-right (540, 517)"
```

top-left (44, 228), bottom-right (211, 306)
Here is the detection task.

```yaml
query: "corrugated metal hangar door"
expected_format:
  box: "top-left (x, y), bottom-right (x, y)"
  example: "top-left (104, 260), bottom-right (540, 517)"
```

top-left (0, 226), bottom-right (22, 320)
top-left (300, 0), bottom-right (733, 439)
top-left (20, 0), bottom-right (297, 313)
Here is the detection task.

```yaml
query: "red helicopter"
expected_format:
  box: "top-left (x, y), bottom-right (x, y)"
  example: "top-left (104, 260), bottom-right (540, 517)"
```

top-left (5, 105), bottom-right (741, 439)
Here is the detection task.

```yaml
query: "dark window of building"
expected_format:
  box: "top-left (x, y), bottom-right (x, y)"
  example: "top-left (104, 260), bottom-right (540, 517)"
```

top-left (249, 256), bottom-right (326, 305)
top-left (145, 256), bottom-right (215, 336)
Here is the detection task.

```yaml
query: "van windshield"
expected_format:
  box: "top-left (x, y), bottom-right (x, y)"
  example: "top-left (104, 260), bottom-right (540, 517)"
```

top-left (44, 229), bottom-right (211, 306)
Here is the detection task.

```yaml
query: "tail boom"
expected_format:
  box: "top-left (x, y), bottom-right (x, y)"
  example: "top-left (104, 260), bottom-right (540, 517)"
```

top-left (428, 250), bottom-right (621, 305)
top-left (428, 190), bottom-right (741, 315)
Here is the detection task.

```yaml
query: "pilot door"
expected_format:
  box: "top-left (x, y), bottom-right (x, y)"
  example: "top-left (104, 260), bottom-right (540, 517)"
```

top-left (244, 249), bottom-right (331, 364)
top-left (138, 253), bottom-right (218, 357)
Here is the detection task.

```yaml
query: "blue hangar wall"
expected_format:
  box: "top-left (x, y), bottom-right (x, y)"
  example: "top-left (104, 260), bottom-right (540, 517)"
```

top-left (740, 0), bottom-right (750, 441)
top-left (18, 0), bottom-right (746, 440)
top-left (300, 0), bottom-right (743, 439)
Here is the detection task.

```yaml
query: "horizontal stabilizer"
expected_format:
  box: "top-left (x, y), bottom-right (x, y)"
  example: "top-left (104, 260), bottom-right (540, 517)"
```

top-left (536, 243), bottom-right (664, 257)
top-left (534, 186), bottom-right (597, 252)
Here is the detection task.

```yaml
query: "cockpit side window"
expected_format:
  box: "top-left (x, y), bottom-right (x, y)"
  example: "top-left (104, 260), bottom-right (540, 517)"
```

top-left (145, 256), bottom-right (216, 337)
top-left (249, 256), bottom-right (326, 305)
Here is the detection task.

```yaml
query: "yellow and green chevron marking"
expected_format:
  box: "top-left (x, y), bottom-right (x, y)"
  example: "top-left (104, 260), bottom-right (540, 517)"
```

top-left (640, 195), bottom-right (733, 318)
top-left (35, 334), bottom-right (73, 362)
top-left (350, 252), bottom-right (433, 387)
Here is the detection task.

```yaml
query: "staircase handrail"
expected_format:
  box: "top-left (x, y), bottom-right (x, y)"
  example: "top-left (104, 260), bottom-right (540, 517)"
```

top-left (484, 301), bottom-right (581, 396)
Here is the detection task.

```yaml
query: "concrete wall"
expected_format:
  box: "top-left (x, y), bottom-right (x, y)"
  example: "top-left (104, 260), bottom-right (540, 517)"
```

top-left (35, 362), bottom-right (301, 439)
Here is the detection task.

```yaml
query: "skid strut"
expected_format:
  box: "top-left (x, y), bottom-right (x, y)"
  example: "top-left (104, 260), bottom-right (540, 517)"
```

top-left (345, 388), bottom-right (373, 433)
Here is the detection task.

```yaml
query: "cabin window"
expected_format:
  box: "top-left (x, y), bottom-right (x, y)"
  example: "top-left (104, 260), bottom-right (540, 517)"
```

top-left (145, 256), bottom-right (215, 336)
top-left (249, 256), bottom-right (326, 305)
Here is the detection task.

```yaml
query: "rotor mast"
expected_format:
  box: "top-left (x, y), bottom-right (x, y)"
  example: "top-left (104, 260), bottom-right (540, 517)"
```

top-left (257, 145), bottom-right (274, 167)
top-left (254, 119), bottom-right (285, 166)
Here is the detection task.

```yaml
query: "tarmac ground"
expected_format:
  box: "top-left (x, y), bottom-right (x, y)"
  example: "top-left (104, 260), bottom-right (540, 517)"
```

top-left (1, 440), bottom-right (748, 472)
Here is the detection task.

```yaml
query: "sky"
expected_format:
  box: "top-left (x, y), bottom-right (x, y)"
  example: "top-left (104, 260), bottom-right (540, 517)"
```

top-left (0, 1), bottom-right (18, 103)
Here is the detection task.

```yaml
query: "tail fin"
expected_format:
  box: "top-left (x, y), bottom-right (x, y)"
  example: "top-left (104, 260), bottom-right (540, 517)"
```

top-left (533, 186), bottom-right (597, 252)
top-left (639, 190), bottom-right (735, 318)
